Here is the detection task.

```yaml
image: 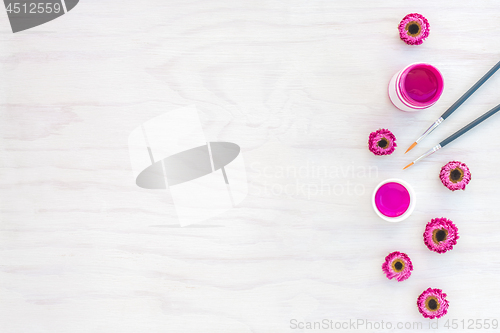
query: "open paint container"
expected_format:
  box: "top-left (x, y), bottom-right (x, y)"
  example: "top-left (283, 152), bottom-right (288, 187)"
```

top-left (388, 63), bottom-right (444, 112)
top-left (372, 178), bottom-right (416, 222)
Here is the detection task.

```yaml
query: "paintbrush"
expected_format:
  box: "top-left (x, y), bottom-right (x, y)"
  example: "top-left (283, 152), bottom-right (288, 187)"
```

top-left (405, 60), bottom-right (500, 154)
top-left (404, 103), bottom-right (500, 169)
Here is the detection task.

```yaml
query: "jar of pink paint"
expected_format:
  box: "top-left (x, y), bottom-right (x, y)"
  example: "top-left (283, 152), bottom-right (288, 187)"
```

top-left (372, 179), bottom-right (416, 222)
top-left (388, 63), bottom-right (444, 112)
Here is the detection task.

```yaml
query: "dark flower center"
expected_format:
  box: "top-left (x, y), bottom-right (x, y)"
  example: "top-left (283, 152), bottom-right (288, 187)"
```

top-left (408, 24), bottom-right (420, 35)
top-left (432, 228), bottom-right (448, 244)
top-left (436, 230), bottom-right (447, 242)
top-left (425, 296), bottom-right (440, 312)
top-left (406, 21), bottom-right (421, 36)
top-left (378, 138), bottom-right (389, 148)
top-left (449, 168), bottom-right (464, 183)
top-left (392, 259), bottom-right (404, 272)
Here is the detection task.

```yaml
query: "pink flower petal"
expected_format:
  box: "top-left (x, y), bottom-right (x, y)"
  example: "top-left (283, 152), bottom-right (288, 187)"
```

top-left (368, 129), bottom-right (397, 155)
top-left (423, 218), bottom-right (459, 254)
top-left (382, 251), bottom-right (413, 281)
top-left (440, 161), bottom-right (471, 191)
top-left (417, 288), bottom-right (449, 319)
top-left (398, 13), bottom-right (430, 45)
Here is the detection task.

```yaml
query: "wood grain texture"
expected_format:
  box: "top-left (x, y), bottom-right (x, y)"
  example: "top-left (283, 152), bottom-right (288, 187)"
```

top-left (1, 0), bottom-right (500, 332)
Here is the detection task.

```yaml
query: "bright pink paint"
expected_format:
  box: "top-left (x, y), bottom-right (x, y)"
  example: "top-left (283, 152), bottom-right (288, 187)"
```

top-left (374, 182), bottom-right (411, 218)
top-left (400, 63), bottom-right (443, 107)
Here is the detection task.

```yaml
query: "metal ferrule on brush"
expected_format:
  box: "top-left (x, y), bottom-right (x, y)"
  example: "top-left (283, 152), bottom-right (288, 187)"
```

top-left (414, 144), bottom-right (442, 164)
top-left (415, 117), bottom-right (444, 144)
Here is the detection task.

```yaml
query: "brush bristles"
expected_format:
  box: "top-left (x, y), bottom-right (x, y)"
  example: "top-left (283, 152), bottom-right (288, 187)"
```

top-left (403, 162), bottom-right (414, 170)
top-left (405, 142), bottom-right (417, 154)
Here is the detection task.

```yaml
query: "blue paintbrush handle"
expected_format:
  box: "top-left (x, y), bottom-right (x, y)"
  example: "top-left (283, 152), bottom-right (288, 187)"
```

top-left (440, 103), bottom-right (500, 147)
top-left (441, 60), bottom-right (500, 119)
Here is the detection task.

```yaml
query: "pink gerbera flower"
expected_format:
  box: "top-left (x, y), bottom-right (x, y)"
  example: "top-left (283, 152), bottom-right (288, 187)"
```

top-left (423, 217), bottom-right (459, 254)
top-left (382, 251), bottom-right (413, 282)
top-left (440, 161), bottom-right (471, 191)
top-left (368, 129), bottom-right (396, 155)
top-left (417, 288), bottom-right (449, 319)
top-left (398, 13), bottom-right (430, 45)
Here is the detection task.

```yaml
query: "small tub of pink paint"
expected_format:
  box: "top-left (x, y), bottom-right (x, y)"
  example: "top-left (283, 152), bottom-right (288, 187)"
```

top-left (372, 178), bottom-right (416, 222)
top-left (388, 63), bottom-right (444, 112)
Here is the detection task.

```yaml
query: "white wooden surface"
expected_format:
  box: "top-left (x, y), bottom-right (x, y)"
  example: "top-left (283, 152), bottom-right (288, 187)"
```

top-left (1, 0), bottom-right (500, 332)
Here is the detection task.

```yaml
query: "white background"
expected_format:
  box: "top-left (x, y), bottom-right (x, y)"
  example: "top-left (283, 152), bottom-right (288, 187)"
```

top-left (1, 0), bottom-right (500, 332)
